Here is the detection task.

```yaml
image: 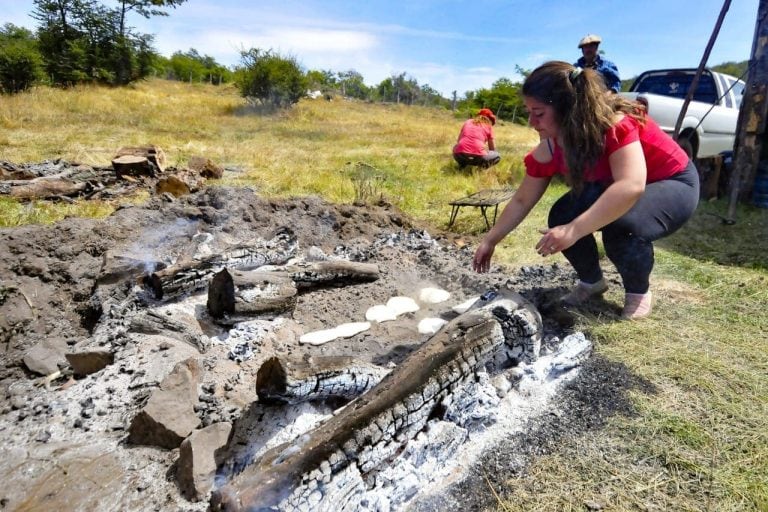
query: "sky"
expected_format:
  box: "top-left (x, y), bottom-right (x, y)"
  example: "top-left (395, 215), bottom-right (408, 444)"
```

top-left (0, 0), bottom-right (759, 97)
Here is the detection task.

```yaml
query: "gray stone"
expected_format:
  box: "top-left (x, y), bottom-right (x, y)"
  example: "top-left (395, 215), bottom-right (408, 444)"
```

top-left (178, 422), bottom-right (232, 501)
top-left (23, 341), bottom-right (65, 376)
top-left (65, 349), bottom-right (114, 376)
top-left (128, 358), bottom-right (201, 449)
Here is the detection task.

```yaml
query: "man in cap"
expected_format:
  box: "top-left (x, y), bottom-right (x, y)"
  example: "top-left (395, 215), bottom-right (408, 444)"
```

top-left (574, 34), bottom-right (621, 93)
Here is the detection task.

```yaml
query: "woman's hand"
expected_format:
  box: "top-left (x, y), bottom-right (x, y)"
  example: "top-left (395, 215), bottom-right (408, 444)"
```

top-left (472, 240), bottom-right (496, 273)
top-left (535, 224), bottom-right (578, 256)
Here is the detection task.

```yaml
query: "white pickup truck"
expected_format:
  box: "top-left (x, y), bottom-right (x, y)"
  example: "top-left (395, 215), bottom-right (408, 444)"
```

top-left (620, 68), bottom-right (745, 159)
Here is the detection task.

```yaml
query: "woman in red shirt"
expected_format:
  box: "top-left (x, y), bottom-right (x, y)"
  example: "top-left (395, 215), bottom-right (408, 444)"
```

top-left (453, 108), bottom-right (501, 169)
top-left (472, 61), bottom-right (699, 319)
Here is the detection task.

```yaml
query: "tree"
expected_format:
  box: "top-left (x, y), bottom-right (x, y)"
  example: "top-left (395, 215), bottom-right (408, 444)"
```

top-left (164, 48), bottom-right (231, 84)
top-left (337, 69), bottom-right (369, 100)
top-left (112, 1), bottom-right (187, 83)
top-left (30, 0), bottom-right (185, 86)
top-left (0, 24), bottom-right (44, 93)
top-left (113, 0), bottom-right (187, 37)
top-left (459, 76), bottom-right (526, 125)
top-left (306, 69), bottom-right (336, 92)
top-left (236, 48), bottom-right (307, 109)
top-left (32, 0), bottom-right (92, 85)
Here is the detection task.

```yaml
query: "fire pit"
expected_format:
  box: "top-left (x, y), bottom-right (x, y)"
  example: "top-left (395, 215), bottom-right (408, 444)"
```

top-left (0, 186), bottom-right (602, 511)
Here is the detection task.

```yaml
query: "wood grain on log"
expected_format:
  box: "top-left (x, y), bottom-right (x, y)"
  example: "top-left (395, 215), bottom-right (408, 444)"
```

top-left (282, 261), bottom-right (379, 288)
top-left (129, 310), bottom-right (210, 353)
top-left (8, 179), bottom-right (87, 199)
top-left (211, 289), bottom-right (542, 511)
top-left (112, 155), bottom-right (155, 178)
top-left (146, 229), bottom-right (297, 301)
top-left (207, 269), bottom-right (297, 323)
top-left (115, 145), bottom-right (167, 173)
top-left (256, 356), bottom-right (391, 404)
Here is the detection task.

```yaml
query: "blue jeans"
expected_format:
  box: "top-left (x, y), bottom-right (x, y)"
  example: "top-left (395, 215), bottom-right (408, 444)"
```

top-left (548, 161), bottom-right (700, 294)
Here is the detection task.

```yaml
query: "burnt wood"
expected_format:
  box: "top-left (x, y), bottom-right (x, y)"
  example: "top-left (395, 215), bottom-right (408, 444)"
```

top-left (210, 289), bottom-right (542, 511)
top-left (146, 229), bottom-right (297, 301)
top-left (207, 269), bottom-right (298, 324)
top-left (282, 261), bottom-right (380, 289)
top-left (256, 356), bottom-right (390, 404)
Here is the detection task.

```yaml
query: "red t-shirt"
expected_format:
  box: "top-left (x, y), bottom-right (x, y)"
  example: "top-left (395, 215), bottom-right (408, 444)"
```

top-left (453, 119), bottom-right (494, 156)
top-left (524, 115), bottom-right (689, 184)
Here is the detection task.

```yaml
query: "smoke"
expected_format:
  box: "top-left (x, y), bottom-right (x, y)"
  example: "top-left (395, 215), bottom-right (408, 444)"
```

top-left (125, 218), bottom-right (200, 274)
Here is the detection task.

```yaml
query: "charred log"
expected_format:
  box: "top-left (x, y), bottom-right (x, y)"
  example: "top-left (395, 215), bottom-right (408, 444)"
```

top-left (256, 356), bottom-right (391, 404)
top-left (282, 261), bottom-right (380, 289)
top-left (6, 179), bottom-right (88, 199)
top-left (146, 230), bottom-right (297, 301)
top-left (207, 269), bottom-right (298, 324)
top-left (129, 310), bottom-right (210, 353)
top-left (210, 289), bottom-right (542, 512)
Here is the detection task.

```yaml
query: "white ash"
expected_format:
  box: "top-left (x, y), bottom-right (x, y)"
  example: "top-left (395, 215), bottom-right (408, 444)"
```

top-left (222, 332), bottom-right (592, 511)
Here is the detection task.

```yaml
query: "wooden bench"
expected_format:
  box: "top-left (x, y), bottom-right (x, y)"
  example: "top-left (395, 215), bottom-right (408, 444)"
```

top-left (448, 188), bottom-right (515, 229)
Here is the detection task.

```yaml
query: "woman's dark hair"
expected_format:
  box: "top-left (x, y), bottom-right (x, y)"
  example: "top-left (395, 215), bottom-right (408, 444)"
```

top-left (522, 61), bottom-right (645, 190)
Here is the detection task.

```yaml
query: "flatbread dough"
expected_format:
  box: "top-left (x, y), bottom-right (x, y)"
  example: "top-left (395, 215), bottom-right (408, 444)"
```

top-left (299, 322), bottom-right (371, 345)
top-left (365, 304), bottom-right (398, 323)
top-left (334, 322), bottom-right (371, 337)
top-left (386, 296), bottom-right (420, 316)
top-left (417, 317), bottom-right (448, 334)
top-left (299, 328), bottom-right (341, 345)
top-left (418, 287), bottom-right (451, 304)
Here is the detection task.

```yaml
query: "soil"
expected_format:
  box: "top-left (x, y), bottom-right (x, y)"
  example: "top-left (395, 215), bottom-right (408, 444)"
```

top-left (0, 180), bottom-right (653, 511)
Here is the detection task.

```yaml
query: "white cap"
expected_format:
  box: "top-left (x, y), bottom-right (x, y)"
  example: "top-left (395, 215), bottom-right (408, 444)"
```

top-left (578, 34), bottom-right (602, 48)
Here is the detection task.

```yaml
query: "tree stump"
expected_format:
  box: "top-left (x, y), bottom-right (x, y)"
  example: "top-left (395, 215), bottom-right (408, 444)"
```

top-left (112, 155), bottom-right (155, 178)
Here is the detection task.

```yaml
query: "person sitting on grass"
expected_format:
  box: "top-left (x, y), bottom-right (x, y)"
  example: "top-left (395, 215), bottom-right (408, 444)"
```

top-left (453, 108), bottom-right (501, 169)
top-left (471, 61), bottom-right (700, 319)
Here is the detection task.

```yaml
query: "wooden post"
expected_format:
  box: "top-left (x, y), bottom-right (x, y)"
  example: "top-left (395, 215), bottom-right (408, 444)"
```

top-left (727, 0), bottom-right (768, 221)
top-left (673, 0), bottom-right (732, 140)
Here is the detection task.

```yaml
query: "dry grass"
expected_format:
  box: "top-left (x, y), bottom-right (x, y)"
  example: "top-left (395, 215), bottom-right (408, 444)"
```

top-left (2, 79), bottom-right (767, 511)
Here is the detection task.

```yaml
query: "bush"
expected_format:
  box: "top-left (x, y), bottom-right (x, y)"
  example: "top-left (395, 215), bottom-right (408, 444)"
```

top-left (0, 24), bottom-right (43, 94)
top-left (237, 48), bottom-right (307, 109)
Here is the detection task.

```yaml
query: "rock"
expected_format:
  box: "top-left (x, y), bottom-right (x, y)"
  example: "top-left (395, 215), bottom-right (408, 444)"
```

top-left (65, 349), bottom-right (114, 376)
top-left (23, 341), bottom-right (66, 376)
top-left (128, 358), bottom-right (201, 449)
top-left (177, 422), bottom-right (232, 501)
top-left (0, 287), bottom-right (36, 342)
top-left (188, 156), bottom-right (224, 179)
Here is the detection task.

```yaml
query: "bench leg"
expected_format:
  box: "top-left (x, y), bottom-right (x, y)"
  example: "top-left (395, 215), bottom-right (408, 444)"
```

top-left (480, 206), bottom-right (491, 229)
top-left (448, 205), bottom-right (461, 227)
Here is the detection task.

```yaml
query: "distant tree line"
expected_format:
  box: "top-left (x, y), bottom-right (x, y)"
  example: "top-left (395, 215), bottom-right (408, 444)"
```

top-left (0, 4), bottom-right (750, 126)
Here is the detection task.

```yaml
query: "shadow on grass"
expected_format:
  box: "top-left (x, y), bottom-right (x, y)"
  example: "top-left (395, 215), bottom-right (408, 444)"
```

top-left (656, 197), bottom-right (768, 270)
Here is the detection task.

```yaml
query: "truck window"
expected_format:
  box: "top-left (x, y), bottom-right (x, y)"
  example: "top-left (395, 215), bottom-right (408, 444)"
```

top-left (727, 78), bottom-right (745, 109)
top-left (634, 73), bottom-right (718, 104)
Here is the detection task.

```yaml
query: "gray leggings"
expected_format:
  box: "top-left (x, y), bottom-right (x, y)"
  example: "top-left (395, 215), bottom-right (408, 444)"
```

top-left (548, 161), bottom-right (700, 294)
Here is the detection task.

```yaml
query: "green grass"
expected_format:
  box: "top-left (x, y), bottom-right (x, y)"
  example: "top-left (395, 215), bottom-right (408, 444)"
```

top-left (2, 79), bottom-right (767, 511)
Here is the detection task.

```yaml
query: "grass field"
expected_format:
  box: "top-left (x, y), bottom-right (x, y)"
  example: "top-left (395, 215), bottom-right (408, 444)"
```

top-left (1, 79), bottom-right (767, 511)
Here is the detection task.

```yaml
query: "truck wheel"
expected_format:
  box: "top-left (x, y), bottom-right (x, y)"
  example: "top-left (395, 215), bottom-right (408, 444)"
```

top-left (676, 131), bottom-right (696, 160)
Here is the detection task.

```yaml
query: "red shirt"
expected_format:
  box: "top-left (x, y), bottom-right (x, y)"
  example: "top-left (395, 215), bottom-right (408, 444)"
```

top-left (525, 115), bottom-right (689, 184)
top-left (453, 119), bottom-right (494, 156)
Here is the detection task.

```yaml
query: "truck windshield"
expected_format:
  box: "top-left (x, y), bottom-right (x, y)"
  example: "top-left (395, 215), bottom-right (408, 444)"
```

top-left (634, 73), bottom-right (718, 105)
